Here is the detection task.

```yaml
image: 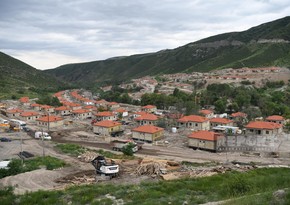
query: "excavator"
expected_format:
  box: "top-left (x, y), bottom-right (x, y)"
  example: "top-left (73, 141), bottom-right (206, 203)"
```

top-left (91, 156), bottom-right (119, 181)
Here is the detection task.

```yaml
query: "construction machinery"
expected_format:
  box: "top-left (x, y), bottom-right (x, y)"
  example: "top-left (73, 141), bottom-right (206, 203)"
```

top-left (91, 156), bottom-right (119, 181)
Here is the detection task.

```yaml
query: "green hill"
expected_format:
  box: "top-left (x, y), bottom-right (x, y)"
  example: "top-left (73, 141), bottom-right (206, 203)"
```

top-left (0, 52), bottom-right (65, 99)
top-left (45, 16), bottom-right (290, 86)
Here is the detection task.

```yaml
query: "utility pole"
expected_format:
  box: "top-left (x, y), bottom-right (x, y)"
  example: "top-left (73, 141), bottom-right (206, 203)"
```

top-left (41, 129), bottom-right (45, 157)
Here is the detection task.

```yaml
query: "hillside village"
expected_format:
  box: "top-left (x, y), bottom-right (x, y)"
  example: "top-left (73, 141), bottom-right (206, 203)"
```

top-left (1, 66), bottom-right (290, 153)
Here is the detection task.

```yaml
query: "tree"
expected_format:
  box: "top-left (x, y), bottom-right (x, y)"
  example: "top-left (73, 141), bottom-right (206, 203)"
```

top-left (122, 143), bottom-right (135, 156)
top-left (214, 98), bottom-right (227, 113)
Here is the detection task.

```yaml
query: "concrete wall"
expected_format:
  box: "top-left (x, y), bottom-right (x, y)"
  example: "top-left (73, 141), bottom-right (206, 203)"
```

top-left (93, 125), bottom-right (121, 136)
top-left (178, 121), bottom-right (210, 131)
top-left (37, 120), bottom-right (63, 128)
top-left (132, 130), bottom-right (163, 143)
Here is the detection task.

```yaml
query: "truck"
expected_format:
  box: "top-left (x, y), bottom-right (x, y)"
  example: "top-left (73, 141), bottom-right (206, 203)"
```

top-left (35, 131), bottom-right (52, 140)
top-left (111, 139), bottom-right (140, 153)
top-left (9, 119), bottom-right (27, 131)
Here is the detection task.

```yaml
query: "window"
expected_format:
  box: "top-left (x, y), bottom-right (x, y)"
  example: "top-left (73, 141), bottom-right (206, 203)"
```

top-left (196, 123), bottom-right (198, 126)
top-left (266, 131), bottom-right (269, 134)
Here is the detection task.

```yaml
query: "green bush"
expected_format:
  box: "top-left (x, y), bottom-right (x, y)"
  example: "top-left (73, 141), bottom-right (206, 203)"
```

top-left (122, 143), bottom-right (135, 156)
top-left (226, 174), bottom-right (253, 197)
top-left (55, 143), bottom-right (86, 156)
top-left (0, 156), bottom-right (66, 179)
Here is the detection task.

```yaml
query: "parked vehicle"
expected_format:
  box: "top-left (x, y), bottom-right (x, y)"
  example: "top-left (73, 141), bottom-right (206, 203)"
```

top-left (9, 119), bottom-right (27, 130)
top-left (34, 131), bottom-right (51, 140)
top-left (0, 137), bottom-right (12, 142)
top-left (19, 151), bottom-right (34, 159)
top-left (0, 160), bottom-right (10, 169)
top-left (111, 139), bottom-right (139, 152)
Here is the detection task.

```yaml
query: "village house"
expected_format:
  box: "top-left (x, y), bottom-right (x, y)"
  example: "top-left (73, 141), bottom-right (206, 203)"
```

top-left (95, 99), bottom-right (108, 108)
top-left (36, 115), bottom-right (64, 128)
top-left (67, 102), bottom-right (82, 111)
top-left (210, 118), bottom-right (233, 128)
top-left (141, 105), bottom-right (157, 113)
top-left (72, 109), bottom-right (92, 120)
top-left (229, 112), bottom-right (247, 120)
top-left (132, 125), bottom-right (164, 143)
top-left (95, 111), bottom-right (116, 121)
top-left (93, 120), bottom-right (122, 136)
top-left (19, 97), bottom-right (30, 106)
top-left (265, 115), bottom-right (285, 125)
top-left (177, 115), bottom-right (210, 131)
top-left (83, 105), bottom-right (98, 112)
top-left (107, 102), bottom-right (120, 110)
top-left (54, 106), bottom-right (71, 116)
top-left (30, 103), bottom-right (42, 111)
top-left (199, 109), bottom-right (214, 118)
top-left (132, 111), bottom-right (148, 119)
top-left (134, 113), bottom-right (159, 125)
top-left (188, 130), bottom-right (224, 152)
top-left (114, 108), bottom-right (129, 118)
top-left (40, 105), bottom-right (55, 113)
top-left (20, 111), bottom-right (40, 121)
top-left (6, 108), bottom-right (23, 118)
top-left (244, 121), bottom-right (283, 135)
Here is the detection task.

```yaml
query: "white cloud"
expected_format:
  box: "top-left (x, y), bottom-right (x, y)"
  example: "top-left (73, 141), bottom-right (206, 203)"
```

top-left (0, 0), bottom-right (289, 70)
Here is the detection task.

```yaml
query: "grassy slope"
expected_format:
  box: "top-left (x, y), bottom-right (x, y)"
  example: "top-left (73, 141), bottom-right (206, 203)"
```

top-left (45, 16), bottom-right (290, 86)
top-left (1, 168), bottom-right (290, 205)
top-left (0, 52), bottom-right (65, 99)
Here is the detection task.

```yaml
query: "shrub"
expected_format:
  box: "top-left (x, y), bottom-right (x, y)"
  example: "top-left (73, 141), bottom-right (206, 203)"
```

top-left (226, 174), bottom-right (253, 196)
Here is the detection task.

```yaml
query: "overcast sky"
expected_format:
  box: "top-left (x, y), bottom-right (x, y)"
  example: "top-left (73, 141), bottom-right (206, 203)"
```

top-left (0, 0), bottom-right (289, 70)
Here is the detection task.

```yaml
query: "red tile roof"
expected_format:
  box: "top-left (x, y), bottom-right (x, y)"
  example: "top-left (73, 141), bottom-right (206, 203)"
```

top-left (210, 118), bottom-right (233, 124)
top-left (40, 105), bottom-right (53, 109)
top-left (199, 109), bottom-right (213, 115)
top-left (245, 121), bottom-right (282, 130)
top-left (72, 109), bottom-right (90, 114)
top-left (265, 115), bottom-right (284, 121)
top-left (132, 125), bottom-right (164, 134)
top-left (94, 120), bottom-right (121, 127)
top-left (6, 108), bottom-right (23, 113)
top-left (83, 105), bottom-right (95, 109)
top-left (231, 112), bottom-right (247, 117)
top-left (19, 97), bottom-right (29, 103)
top-left (178, 115), bottom-right (208, 123)
top-left (135, 114), bottom-right (158, 121)
top-left (95, 111), bottom-right (114, 117)
top-left (188, 130), bottom-right (222, 141)
top-left (114, 108), bottom-right (127, 113)
top-left (55, 106), bottom-right (71, 111)
top-left (31, 103), bottom-right (41, 107)
top-left (20, 111), bottom-right (39, 117)
top-left (142, 105), bottom-right (156, 109)
top-left (37, 115), bottom-right (63, 122)
top-left (134, 111), bottom-right (148, 116)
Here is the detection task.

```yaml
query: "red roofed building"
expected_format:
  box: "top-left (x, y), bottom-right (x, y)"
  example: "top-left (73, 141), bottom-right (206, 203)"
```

top-left (30, 103), bottom-right (42, 111)
top-left (141, 105), bottom-right (157, 113)
top-left (107, 102), bottom-right (120, 109)
top-left (114, 108), bottom-right (129, 118)
top-left (188, 130), bottom-right (224, 152)
top-left (40, 105), bottom-right (55, 113)
top-left (54, 106), bottom-right (72, 116)
top-left (134, 113), bottom-right (159, 125)
top-left (210, 118), bottom-right (233, 128)
top-left (245, 121), bottom-right (283, 135)
top-left (178, 115), bottom-right (210, 130)
top-left (265, 115), bottom-right (285, 125)
top-left (19, 97), bottom-right (30, 106)
top-left (37, 115), bottom-right (64, 128)
top-left (6, 108), bottom-right (23, 118)
top-left (20, 111), bottom-right (40, 121)
top-left (95, 111), bottom-right (116, 121)
top-left (132, 125), bottom-right (164, 143)
top-left (93, 120), bottom-right (122, 136)
top-left (199, 109), bottom-right (214, 119)
top-left (72, 109), bottom-right (92, 119)
top-left (67, 102), bottom-right (82, 110)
